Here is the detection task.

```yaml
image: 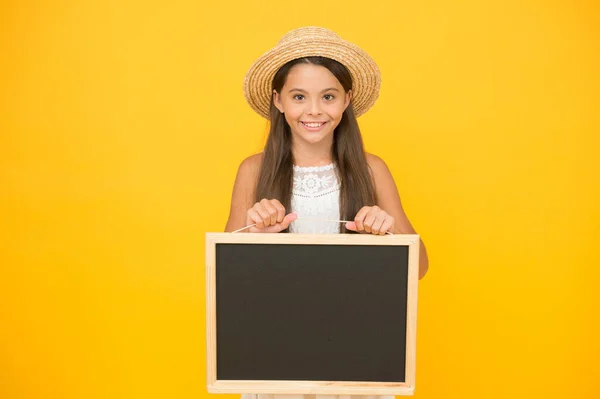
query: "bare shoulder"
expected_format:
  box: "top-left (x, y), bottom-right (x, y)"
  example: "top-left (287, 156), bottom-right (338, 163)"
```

top-left (232, 153), bottom-right (263, 187)
top-left (365, 152), bottom-right (394, 180)
top-left (238, 152), bottom-right (263, 176)
top-left (365, 152), bottom-right (400, 202)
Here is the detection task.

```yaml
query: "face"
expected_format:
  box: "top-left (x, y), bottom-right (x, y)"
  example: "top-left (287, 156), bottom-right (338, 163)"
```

top-left (273, 63), bottom-right (351, 148)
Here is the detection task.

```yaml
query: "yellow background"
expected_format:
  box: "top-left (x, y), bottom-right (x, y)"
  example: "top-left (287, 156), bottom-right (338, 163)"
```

top-left (1, 0), bottom-right (599, 398)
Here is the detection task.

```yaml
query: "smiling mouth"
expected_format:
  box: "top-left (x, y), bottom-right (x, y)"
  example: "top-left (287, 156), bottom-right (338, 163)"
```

top-left (301, 122), bottom-right (327, 128)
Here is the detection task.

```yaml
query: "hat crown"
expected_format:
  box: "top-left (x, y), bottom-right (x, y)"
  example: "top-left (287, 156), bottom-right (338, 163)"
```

top-left (277, 26), bottom-right (341, 46)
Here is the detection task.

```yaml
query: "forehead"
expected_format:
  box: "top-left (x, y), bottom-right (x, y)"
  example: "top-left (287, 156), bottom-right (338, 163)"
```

top-left (283, 63), bottom-right (342, 90)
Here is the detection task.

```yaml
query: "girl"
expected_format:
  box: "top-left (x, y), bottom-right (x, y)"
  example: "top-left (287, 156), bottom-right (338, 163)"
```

top-left (224, 26), bottom-right (429, 399)
top-left (226, 26), bottom-right (428, 278)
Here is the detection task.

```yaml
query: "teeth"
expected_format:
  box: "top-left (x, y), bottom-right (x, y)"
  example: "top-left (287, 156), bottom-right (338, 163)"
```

top-left (304, 122), bottom-right (324, 128)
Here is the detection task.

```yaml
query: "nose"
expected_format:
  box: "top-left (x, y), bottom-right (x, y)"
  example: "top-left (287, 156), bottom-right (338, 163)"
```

top-left (306, 99), bottom-right (322, 116)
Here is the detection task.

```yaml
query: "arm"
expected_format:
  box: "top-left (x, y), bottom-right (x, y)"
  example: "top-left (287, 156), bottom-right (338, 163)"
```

top-left (224, 154), bottom-right (261, 232)
top-left (367, 154), bottom-right (429, 279)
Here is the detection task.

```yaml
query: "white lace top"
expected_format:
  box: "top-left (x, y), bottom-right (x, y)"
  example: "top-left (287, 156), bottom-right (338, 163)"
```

top-left (289, 163), bottom-right (341, 234)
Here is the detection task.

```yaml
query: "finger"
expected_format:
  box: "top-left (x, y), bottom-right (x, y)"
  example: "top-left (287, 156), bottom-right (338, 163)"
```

top-left (371, 214), bottom-right (385, 235)
top-left (271, 200), bottom-right (286, 223)
top-left (363, 211), bottom-right (378, 234)
top-left (279, 212), bottom-right (298, 229)
top-left (261, 224), bottom-right (284, 233)
top-left (371, 216), bottom-right (383, 235)
top-left (260, 212), bottom-right (297, 233)
top-left (345, 221), bottom-right (357, 231)
top-left (247, 208), bottom-right (265, 229)
top-left (354, 206), bottom-right (370, 231)
top-left (248, 224), bottom-right (262, 233)
top-left (380, 217), bottom-right (394, 235)
top-left (255, 203), bottom-right (273, 227)
top-left (260, 199), bottom-right (278, 226)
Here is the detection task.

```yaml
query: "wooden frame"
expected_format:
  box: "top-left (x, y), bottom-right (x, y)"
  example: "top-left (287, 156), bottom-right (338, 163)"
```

top-left (205, 232), bottom-right (420, 396)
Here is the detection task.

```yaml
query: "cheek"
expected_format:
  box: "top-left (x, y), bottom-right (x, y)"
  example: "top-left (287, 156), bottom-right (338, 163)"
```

top-left (330, 107), bottom-right (347, 130)
top-left (330, 104), bottom-right (347, 121)
top-left (281, 101), bottom-right (300, 117)
top-left (283, 107), bottom-right (301, 123)
top-left (283, 113), bottom-right (296, 127)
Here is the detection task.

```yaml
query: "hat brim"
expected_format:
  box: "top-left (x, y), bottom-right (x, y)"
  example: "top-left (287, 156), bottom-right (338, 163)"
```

top-left (244, 37), bottom-right (381, 119)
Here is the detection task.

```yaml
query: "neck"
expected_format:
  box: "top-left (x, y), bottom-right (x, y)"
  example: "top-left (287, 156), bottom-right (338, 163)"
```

top-left (291, 138), bottom-right (334, 167)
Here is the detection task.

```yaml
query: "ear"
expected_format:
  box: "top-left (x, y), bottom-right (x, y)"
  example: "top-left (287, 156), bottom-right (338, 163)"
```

top-left (344, 90), bottom-right (353, 110)
top-left (273, 90), bottom-right (284, 113)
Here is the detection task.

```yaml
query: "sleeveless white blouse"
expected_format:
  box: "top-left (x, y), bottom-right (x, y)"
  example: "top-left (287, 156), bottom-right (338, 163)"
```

top-left (289, 163), bottom-right (341, 234)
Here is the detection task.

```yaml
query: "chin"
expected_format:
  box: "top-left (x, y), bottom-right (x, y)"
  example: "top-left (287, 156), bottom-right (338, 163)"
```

top-left (296, 132), bottom-right (334, 145)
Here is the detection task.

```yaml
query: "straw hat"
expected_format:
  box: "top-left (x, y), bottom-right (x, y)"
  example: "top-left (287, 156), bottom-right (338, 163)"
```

top-left (243, 26), bottom-right (381, 119)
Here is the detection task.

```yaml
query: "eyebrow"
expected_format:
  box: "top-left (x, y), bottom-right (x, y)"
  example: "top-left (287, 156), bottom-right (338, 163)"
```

top-left (288, 88), bottom-right (341, 94)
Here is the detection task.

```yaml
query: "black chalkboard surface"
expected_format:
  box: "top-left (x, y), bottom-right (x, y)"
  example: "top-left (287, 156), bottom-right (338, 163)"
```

top-left (205, 233), bottom-right (420, 396)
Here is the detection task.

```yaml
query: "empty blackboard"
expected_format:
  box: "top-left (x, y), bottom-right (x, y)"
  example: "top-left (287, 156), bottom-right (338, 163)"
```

top-left (205, 233), bottom-right (419, 396)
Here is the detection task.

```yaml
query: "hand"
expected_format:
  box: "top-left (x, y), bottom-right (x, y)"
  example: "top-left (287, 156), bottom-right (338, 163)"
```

top-left (246, 199), bottom-right (297, 233)
top-left (345, 206), bottom-right (395, 235)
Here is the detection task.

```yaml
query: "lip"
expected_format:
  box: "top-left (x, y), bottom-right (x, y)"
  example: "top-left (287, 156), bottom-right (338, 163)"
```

top-left (301, 121), bottom-right (328, 132)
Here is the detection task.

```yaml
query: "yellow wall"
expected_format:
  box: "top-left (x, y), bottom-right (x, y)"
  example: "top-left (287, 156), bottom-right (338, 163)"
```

top-left (1, 0), bottom-right (598, 398)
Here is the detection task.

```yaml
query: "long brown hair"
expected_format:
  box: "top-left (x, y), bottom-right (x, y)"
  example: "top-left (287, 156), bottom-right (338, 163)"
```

top-left (255, 56), bottom-right (376, 233)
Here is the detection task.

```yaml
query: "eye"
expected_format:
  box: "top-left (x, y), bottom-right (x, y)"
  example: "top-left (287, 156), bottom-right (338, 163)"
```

top-left (323, 94), bottom-right (335, 101)
top-left (293, 94), bottom-right (305, 101)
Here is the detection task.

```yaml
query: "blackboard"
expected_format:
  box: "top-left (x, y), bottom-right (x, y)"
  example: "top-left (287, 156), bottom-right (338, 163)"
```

top-left (205, 233), bottom-right (419, 396)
